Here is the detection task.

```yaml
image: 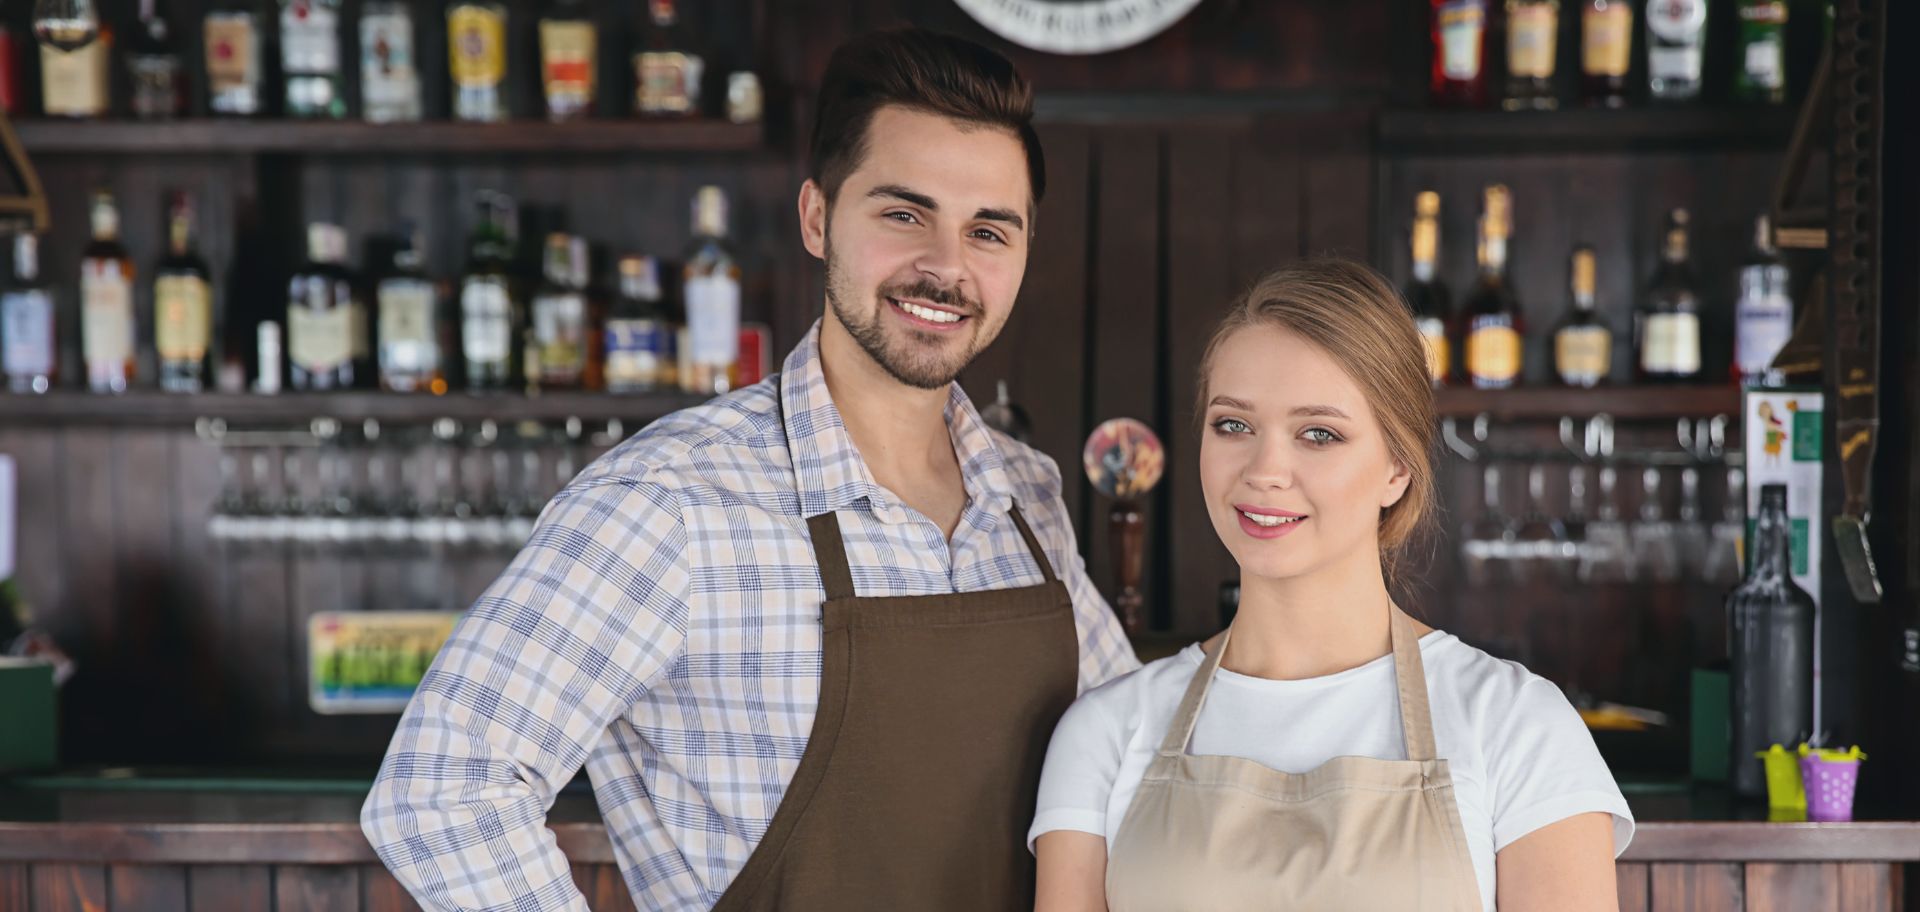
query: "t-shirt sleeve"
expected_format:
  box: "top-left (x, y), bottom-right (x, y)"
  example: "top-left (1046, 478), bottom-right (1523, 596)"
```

top-left (1486, 676), bottom-right (1636, 858)
top-left (1027, 679), bottom-right (1132, 854)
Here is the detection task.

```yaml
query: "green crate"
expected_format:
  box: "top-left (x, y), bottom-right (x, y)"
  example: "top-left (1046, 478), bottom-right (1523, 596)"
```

top-left (0, 659), bottom-right (57, 773)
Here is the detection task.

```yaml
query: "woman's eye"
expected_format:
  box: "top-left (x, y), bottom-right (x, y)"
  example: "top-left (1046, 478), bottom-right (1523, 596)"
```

top-left (1302, 427), bottom-right (1341, 445)
top-left (1211, 417), bottom-right (1251, 435)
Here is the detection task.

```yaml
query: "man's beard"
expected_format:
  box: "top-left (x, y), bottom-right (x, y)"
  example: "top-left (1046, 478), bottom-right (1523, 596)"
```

top-left (824, 240), bottom-right (989, 391)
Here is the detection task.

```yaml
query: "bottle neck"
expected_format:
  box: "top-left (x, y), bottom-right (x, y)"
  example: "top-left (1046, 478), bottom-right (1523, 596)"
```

top-left (1410, 217), bottom-right (1438, 283)
top-left (91, 204), bottom-right (121, 243)
top-left (1750, 498), bottom-right (1793, 579)
top-left (13, 236), bottom-right (37, 282)
top-left (168, 212), bottom-right (192, 256)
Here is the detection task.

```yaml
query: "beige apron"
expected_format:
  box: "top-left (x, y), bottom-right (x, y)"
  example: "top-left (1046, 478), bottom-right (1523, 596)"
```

top-left (1106, 605), bottom-right (1484, 911)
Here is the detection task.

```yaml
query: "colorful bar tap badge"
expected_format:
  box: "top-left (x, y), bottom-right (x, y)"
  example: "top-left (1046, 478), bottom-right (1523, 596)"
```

top-left (308, 611), bottom-right (459, 714)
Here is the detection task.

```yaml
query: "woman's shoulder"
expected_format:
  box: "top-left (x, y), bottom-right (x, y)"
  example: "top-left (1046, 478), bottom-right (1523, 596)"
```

top-left (1064, 644), bottom-right (1207, 728)
top-left (1421, 632), bottom-right (1591, 741)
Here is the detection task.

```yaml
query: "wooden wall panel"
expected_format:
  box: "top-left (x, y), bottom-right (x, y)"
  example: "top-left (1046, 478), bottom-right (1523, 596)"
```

top-left (186, 865), bottom-right (272, 912)
top-left (273, 864), bottom-right (360, 912)
top-left (1746, 862), bottom-right (1841, 912)
top-left (108, 863), bottom-right (189, 912)
top-left (1617, 861), bottom-right (1651, 912)
top-left (0, 862), bottom-right (28, 912)
top-left (31, 862), bottom-right (109, 912)
top-left (1650, 862), bottom-right (1744, 912)
top-left (360, 864), bottom-right (423, 912)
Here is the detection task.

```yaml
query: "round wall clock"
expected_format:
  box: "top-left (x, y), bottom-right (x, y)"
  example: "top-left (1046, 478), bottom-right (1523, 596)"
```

top-left (952, 0), bottom-right (1205, 55)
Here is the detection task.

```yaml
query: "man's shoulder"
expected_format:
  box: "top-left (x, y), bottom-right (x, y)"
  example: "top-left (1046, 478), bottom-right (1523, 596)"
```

top-left (986, 427), bottom-right (1067, 502)
top-left (571, 377), bottom-right (793, 499)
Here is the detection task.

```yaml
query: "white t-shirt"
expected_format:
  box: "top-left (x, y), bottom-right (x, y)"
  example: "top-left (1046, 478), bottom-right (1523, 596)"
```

top-left (1029, 631), bottom-right (1635, 912)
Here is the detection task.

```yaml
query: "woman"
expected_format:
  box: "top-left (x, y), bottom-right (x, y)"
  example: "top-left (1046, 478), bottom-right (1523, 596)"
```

top-left (1031, 259), bottom-right (1632, 911)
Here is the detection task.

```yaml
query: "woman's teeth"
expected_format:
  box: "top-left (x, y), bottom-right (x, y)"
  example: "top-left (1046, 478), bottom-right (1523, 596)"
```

top-left (895, 299), bottom-right (962, 323)
top-left (1241, 511), bottom-right (1304, 527)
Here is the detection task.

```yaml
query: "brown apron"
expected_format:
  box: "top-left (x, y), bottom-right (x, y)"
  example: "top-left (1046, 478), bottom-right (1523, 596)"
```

top-left (710, 503), bottom-right (1080, 911)
top-left (1106, 605), bottom-right (1483, 911)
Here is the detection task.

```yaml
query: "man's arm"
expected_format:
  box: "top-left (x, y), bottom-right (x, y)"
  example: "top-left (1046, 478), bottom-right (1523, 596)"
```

top-left (362, 478), bottom-right (690, 912)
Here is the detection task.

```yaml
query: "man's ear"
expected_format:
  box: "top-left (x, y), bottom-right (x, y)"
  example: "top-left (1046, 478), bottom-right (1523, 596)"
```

top-left (798, 179), bottom-right (828, 261)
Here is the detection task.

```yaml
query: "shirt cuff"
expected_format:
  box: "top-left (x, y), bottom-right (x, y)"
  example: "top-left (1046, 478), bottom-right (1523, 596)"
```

top-left (1493, 789), bottom-right (1637, 858)
top-left (1026, 808), bottom-right (1107, 855)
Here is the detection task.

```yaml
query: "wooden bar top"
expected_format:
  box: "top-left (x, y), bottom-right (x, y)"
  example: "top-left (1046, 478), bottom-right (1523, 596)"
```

top-left (1, 778), bottom-right (1917, 866)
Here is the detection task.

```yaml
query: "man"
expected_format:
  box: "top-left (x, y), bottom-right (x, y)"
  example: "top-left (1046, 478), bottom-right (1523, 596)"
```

top-left (363, 28), bottom-right (1138, 911)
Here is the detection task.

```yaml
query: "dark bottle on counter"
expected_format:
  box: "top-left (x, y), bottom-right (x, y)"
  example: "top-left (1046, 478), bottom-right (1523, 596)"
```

top-left (1, 233), bottom-right (55, 393)
top-left (154, 191), bottom-right (214, 392)
top-left (1636, 208), bottom-right (1702, 382)
top-left (1404, 190), bottom-right (1451, 387)
top-left (288, 223), bottom-right (363, 390)
top-left (129, 0), bottom-right (187, 119)
top-left (1727, 484), bottom-right (1815, 798)
top-left (458, 192), bottom-right (522, 390)
top-left (1552, 245), bottom-right (1612, 387)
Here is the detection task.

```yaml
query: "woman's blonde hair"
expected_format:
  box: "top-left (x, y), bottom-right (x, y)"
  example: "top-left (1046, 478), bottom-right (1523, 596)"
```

top-left (1195, 258), bottom-right (1438, 582)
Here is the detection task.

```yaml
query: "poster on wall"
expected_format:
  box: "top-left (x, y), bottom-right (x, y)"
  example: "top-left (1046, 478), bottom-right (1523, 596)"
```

top-left (309, 611), bottom-right (460, 714)
top-left (952, 0), bottom-right (1205, 55)
top-left (1742, 387), bottom-right (1823, 732)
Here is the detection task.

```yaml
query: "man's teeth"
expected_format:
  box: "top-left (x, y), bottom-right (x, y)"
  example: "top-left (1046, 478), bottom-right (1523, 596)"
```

top-left (1241, 511), bottom-right (1304, 527)
top-left (895, 299), bottom-right (962, 324)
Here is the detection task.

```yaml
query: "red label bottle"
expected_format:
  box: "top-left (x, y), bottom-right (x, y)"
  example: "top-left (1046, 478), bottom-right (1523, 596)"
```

top-left (1431, 0), bottom-right (1490, 106)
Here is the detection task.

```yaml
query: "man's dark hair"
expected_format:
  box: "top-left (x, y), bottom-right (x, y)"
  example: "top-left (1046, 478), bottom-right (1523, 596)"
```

top-left (809, 28), bottom-right (1045, 208)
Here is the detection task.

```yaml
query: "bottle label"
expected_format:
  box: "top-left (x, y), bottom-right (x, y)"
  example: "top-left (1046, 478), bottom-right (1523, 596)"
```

top-left (1415, 316), bottom-right (1449, 385)
top-left (81, 265), bottom-right (134, 369)
top-left (360, 12), bottom-right (420, 112)
top-left (1437, 2), bottom-right (1486, 81)
top-left (1743, 38), bottom-right (1785, 90)
top-left (533, 291), bottom-right (587, 381)
top-left (460, 279), bottom-right (511, 363)
top-left (1582, 5), bottom-right (1633, 77)
top-left (41, 42), bottom-right (108, 116)
top-left (540, 20), bottom-right (596, 111)
top-left (1736, 275), bottom-right (1793, 378)
top-left (1554, 325), bottom-right (1612, 386)
top-left (449, 6), bottom-right (507, 87)
top-left (1466, 317), bottom-right (1520, 386)
top-left (281, 1), bottom-right (341, 74)
top-left (605, 318), bottom-right (671, 390)
top-left (378, 279), bottom-right (437, 375)
top-left (1647, 0), bottom-right (1708, 41)
top-left (155, 275), bottom-right (212, 361)
top-left (129, 55), bottom-right (184, 118)
top-left (1507, 6), bottom-right (1558, 79)
top-left (1640, 312), bottom-right (1701, 375)
top-left (1649, 46), bottom-right (1703, 81)
top-left (1, 290), bottom-right (55, 376)
top-left (205, 15), bottom-right (260, 109)
top-left (289, 306), bottom-right (350, 372)
top-left (685, 274), bottom-right (741, 364)
top-left (637, 51), bottom-right (703, 114)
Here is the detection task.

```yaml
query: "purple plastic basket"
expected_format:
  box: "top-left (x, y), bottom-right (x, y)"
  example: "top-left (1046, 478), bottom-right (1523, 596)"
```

top-left (1799, 753), bottom-right (1863, 822)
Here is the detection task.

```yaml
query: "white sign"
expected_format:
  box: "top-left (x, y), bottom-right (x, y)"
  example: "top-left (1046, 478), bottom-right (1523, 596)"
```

top-left (0, 455), bottom-right (13, 582)
top-left (1743, 389), bottom-right (1823, 732)
top-left (953, 0), bottom-right (1205, 55)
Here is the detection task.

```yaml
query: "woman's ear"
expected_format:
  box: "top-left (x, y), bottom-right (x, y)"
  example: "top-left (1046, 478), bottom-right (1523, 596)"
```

top-left (1380, 459), bottom-right (1412, 510)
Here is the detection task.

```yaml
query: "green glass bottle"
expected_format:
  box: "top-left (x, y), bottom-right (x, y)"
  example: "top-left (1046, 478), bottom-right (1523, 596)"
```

top-left (1735, 0), bottom-right (1788, 104)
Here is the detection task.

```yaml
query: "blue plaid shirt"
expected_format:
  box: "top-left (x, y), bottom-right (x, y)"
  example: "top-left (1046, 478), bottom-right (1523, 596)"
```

top-left (363, 320), bottom-right (1140, 911)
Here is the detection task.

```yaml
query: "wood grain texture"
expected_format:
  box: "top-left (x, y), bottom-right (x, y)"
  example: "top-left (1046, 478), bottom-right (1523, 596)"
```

top-left (30, 862), bottom-right (109, 912)
top-left (186, 865), bottom-right (271, 912)
top-left (272, 864), bottom-right (359, 912)
top-left (1649, 862), bottom-right (1744, 912)
top-left (1616, 862), bottom-right (1651, 912)
top-left (107, 863), bottom-right (189, 912)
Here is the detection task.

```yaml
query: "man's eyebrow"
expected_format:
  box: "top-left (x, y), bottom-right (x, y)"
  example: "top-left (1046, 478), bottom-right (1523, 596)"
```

top-left (868, 184), bottom-right (938, 210)
top-left (976, 207), bottom-right (1025, 231)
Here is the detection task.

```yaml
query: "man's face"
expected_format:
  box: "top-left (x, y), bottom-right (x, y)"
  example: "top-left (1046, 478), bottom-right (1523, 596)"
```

top-left (802, 105), bottom-right (1033, 390)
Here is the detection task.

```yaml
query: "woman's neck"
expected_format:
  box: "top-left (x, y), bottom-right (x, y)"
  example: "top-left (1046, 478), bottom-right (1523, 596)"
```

top-left (1220, 546), bottom-right (1415, 682)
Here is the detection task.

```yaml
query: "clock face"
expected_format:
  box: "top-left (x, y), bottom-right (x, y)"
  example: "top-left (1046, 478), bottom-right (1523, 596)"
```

top-left (953, 0), bottom-right (1205, 55)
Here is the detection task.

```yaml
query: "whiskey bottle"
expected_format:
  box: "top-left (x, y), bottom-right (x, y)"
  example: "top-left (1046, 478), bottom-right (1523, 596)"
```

top-left (1503, 0), bottom-right (1559, 111)
top-left (288, 223), bottom-right (362, 390)
top-left (635, 0), bottom-right (704, 117)
top-left (1462, 184), bottom-right (1523, 389)
top-left (1552, 245), bottom-right (1612, 388)
top-left (205, 0), bottom-right (265, 116)
top-left (683, 187), bottom-right (740, 395)
top-left (377, 227), bottom-right (441, 392)
top-left (360, 0), bottom-right (422, 122)
top-left (37, 10), bottom-right (110, 118)
top-left (530, 233), bottom-right (589, 390)
top-left (1, 234), bottom-right (55, 394)
top-left (1403, 191), bottom-right (1452, 387)
top-left (539, 0), bottom-right (596, 121)
top-left (605, 255), bottom-right (676, 393)
top-left (128, 0), bottom-right (186, 119)
top-left (280, 0), bottom-right (346, 118)
top-left (1580, 0), bottom-right (1632, 107)
top-left (458, 192), bottom-right (522, 390)
top-left (1636, 208), bottom-right (1703, 382)
top-left (80, 191), bottom-right (137, 393)
top-left (154, 191), bottom-right (214, 392)
top-left (448, 0), bottom-right (508, 122)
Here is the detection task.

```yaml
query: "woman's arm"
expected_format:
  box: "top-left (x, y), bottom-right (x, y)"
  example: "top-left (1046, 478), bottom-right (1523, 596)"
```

top-left (1035, 830), bottom-right (1109, 912)
top-left (1494, 812), bottom-right (1619, 911)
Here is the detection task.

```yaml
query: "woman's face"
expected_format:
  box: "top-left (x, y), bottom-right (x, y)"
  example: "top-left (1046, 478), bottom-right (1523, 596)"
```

top-left (1199, 323), bottom-right (1411, 583)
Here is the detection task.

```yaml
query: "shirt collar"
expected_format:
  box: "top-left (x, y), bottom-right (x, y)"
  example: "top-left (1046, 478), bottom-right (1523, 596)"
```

top-left (781, 320), bottom-right (1018, 522)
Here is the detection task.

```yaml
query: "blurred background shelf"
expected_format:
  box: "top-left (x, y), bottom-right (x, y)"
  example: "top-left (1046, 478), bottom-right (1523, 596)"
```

top-left (1433, 385), bottom-right (1743, 421)
top-left (11, 118), bottom-right (767, 155)
top-left (1376, 107), bottom-right (1798, 156)
top-left (0, 390), bottom-right (710, 426)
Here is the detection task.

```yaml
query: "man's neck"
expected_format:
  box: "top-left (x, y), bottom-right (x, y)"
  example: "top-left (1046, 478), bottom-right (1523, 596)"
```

top-left (817, 315), bottom-right (963, 515)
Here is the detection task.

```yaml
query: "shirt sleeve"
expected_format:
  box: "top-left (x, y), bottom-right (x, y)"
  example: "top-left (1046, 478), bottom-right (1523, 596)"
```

top-left (1028, 682), bottom-right (1131, 853)
top-left (361, 476), bottom-right (691, 912)
top-left (1486, 676), bottom-right (1636, 858)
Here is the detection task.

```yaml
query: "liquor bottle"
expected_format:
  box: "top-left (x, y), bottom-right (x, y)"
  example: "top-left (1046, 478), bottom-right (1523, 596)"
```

top-left (80, 191), bottom-right (137, 393)
top-left (683, 187), bottom-right (741, 395)
top-left (605, 255), bottom-right (675, 393)
top-left (634, 0), bottom-right (704, 117)
top-left (1462, 185), bottom-right (1523, 389)
top-left (1430, 0), bottom-right (1489, 107)
top-left (1636, 208), bottom-right (1703, 382)
top-left (205, 0), bottom-right (265, 116)
top-left (377, 226), bottom-right (441, 392)
top-left (36, 9), bottom-right (110, 118)
top-left (448, 0), bottom-right (508, 122)
top-left (1552, 245), bottom-right (1612, 388)
top-left (1647, 0), bottom-right (1708, 102)
top-left (539, 0), bottom-right (596, 122)
top-left (1734, 0), bottom-right (1787, 105)
top-left (1580, 0), bottom-right (1632, 107)
top-left (155, 191), bottom-right (214, 393)
top-left (530, 233), bottom-right (589, 390)
top-left (128, 0), bottom-right (186, 119)
top-left (459, 192), bottom-right (522, 390)
top-left (288, 223), bottom-right (362, 390)
top-left (1733, 214), bottom-right (1791, 386)
top-left (0, 18), bottom-right (20, 113)
top-left (1, 234), bottom-right (55, 394)
top-left (281, 0), bottom-right (345, 118)
top-left (1727, 483), bottom-right (1816, 798)
top-left (360, 0), bottom-right (422, 122)
top-left (1503, 0), bottom-right (1559, 111)
top-left (1404, 191), bottom-right (1452, 387)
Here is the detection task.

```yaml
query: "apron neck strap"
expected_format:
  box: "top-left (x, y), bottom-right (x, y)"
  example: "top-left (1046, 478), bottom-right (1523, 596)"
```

top-left (806, 501), bottom-right (1059, 602)
top-left (1005, 502), bottom-right (1060, 586)
top-left (1156, 602), bottom-right (1439, 762)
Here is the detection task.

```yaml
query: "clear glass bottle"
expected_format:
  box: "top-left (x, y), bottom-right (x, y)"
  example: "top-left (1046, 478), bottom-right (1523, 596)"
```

top-left (205, 0), bottom-right (265, 116)
top-left (80, 190), bottom-right (137, 393)
top-left (635, 0), bottom-right (704, 117)
top-left (1733, 214), bottom-right (1791, 386)
top-left (530, 232), bottom-right (589, 390)
top-left (128, 0), bottom-right (185, 119)
top-left (288, 223), bottom-right (362, 390)
top-left (1636, 208), bottom-right (1703, 382)
top-left (280, 0), bottom-right (346, 118)
top-left (1, 233), bottom-right (56, 394)
top-left (1726, 484), bottom-right (1816, 798)
top-left (682, 186), bottom-right (741, 395)
top-left (1503, 0), bottom-right (1559, 111)
top-left (377, 226), bottom-right (441, 392)
top-left (1552, 245), bottom-right (1612, 388)
top-left (448, 0), bottom-right (508, 122)
top-left (1647, 0), bottom-right (1708, 102)
top-left (539, 0), bottom-right (596, 121)
top-left (1403, 191), bottom-right (1452, 387)
top-left (1462, 184), bottom-right (1523, 389)
top-left (604, 255), bottom-right (675, 393)
top-left (155, 191), bottom-right (214, 392)
top-left (458, 192), bottom-right (521, 390)
top-left (360, 0), bottom-right (422, 122)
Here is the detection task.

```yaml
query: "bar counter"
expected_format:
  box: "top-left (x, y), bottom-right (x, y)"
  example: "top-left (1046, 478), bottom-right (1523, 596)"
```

top-left (0, 774), bottom-right (1914, 910)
